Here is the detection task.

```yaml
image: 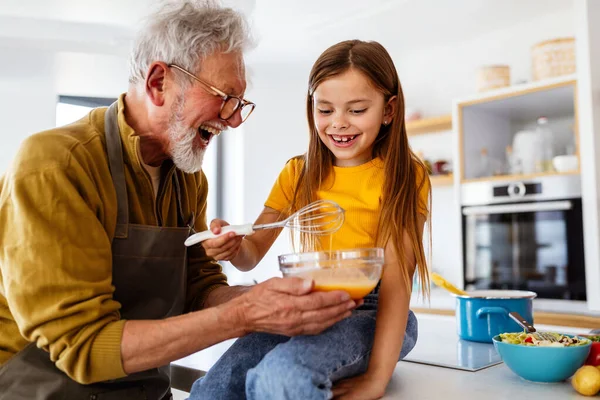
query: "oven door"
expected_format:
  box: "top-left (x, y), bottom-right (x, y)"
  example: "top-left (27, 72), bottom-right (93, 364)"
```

top-left (462, 199), bottom-right (586, 300)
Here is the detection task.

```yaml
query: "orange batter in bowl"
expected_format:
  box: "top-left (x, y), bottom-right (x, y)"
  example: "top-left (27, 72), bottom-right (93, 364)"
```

top-left (308, 268), bottom-right (379, 299)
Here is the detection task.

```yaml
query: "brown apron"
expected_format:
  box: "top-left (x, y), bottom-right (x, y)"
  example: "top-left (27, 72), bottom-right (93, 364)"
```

top-left (0, 102), bottom-right (192, 400)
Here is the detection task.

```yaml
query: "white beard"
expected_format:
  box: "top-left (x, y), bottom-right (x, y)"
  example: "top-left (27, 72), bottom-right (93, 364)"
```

top-left (168, 95), bottom-right (206, 174)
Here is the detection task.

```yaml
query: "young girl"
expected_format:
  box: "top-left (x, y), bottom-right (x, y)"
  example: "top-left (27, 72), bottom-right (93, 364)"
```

top-left (189, 39), bottom-right (431, 400)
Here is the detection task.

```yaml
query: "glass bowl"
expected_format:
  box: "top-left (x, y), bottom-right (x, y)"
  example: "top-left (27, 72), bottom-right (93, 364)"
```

top-left (278, 248), bottom-right (384, 299)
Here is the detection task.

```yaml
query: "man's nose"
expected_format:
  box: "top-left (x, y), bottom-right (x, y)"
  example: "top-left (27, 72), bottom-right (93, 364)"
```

top-left (225, 110), bottom-right (243, 128)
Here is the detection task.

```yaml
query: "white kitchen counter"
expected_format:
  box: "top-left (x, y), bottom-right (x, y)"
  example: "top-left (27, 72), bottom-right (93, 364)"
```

top-left (385, 360), bottom-right (585, 400)
top-left (173, 313), bottom-right (594, 399)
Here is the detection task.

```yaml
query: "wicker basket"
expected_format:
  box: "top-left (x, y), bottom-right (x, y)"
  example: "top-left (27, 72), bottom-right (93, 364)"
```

top-left (532, 37), bottom-right (575, 81)
top-left (476, 65), bottom-right (510, 92)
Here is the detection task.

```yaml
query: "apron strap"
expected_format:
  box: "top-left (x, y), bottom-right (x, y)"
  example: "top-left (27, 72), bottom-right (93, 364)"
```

top-left (105, 102), bottom-right (129, 238)
top-left (172, 171), bottom-right (189, 228)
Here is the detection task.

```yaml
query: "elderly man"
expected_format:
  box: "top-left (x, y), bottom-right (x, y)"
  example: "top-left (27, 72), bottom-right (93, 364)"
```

top-left (0, 2), bottom-right (357, 399)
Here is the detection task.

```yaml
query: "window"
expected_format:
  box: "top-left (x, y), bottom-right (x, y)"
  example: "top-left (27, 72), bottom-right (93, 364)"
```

top-left (56, 96), bottom-right (115, 127)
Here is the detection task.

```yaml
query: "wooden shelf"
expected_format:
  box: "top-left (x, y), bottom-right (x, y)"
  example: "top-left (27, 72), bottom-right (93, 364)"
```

top-left (430, 174), bottom-right (454, 186)
top-left (406, 114), bottom-right (452, 136)
top-left (456, 74), bottom-right (577, 108)
top-left (462, 170), bottom-right (579, 183)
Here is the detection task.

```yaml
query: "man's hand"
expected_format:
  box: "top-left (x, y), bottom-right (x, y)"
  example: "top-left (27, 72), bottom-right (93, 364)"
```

top-left (231, 277), bottom-right (360, 336)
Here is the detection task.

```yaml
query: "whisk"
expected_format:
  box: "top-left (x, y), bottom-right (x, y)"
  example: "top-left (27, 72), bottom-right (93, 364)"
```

top-left (184, 199), bottom-right (345, 247)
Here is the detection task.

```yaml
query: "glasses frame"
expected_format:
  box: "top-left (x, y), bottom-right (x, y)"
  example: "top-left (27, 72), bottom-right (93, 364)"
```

top-left (168, 64), bottom-right (255, 123)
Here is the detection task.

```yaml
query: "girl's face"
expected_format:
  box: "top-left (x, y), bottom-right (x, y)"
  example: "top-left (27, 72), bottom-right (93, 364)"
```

top-left (312, 69), bottom-right (395, 167)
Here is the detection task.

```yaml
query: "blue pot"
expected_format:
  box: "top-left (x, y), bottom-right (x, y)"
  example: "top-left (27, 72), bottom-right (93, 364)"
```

top-left (454, 290), bottom-right (537, 343)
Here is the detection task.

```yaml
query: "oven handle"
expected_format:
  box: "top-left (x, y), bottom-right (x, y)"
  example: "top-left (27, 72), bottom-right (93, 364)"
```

top-left (462, 200), bottom-right (572, 215)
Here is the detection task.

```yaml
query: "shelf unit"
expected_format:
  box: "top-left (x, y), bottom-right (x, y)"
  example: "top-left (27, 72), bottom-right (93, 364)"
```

top-left (406, 114), bottom-right (452, 136)
top-left (455, 75), bottom-right (578, 183)
top-left (430, 174), bottom-right (454, 186)
top-left (406, 114), bottom-right (454, 186)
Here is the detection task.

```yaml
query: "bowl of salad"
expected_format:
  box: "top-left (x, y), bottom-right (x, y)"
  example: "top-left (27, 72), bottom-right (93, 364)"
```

top-left (493, 332), bottom-right (592, 382)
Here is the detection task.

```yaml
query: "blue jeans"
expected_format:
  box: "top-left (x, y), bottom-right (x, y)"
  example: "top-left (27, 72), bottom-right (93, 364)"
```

top-left (188, 295), bottom-right (418, 400)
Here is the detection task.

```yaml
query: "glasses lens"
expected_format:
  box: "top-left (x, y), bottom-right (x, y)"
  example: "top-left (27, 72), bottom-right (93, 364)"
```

top-left (220, 97), bottom-right (241, 120)
top-left (240, 103), bottom-right (255, 122)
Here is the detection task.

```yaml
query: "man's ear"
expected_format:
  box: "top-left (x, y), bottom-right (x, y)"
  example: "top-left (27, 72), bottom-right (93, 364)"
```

top-left (384, 95), bottom-right (398, 123)
top-left (145, 62), bottom-right (170, 107)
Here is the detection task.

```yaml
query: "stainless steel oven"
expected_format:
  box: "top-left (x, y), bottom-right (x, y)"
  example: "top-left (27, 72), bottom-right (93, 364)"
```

top-left (461, 175), bottom-right (586, 300)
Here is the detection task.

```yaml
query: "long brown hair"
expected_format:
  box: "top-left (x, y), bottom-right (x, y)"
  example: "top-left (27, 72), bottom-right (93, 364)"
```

top-left (289, 40), bottom-right (431, 297)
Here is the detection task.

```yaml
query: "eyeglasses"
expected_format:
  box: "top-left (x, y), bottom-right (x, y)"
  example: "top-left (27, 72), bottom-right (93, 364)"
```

top-left (169, 64), bottom-right (256, 123)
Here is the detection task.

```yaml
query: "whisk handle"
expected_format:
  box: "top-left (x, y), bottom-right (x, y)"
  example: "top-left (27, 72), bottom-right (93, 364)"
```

top-left (184, 224), bottom-right (254, 247)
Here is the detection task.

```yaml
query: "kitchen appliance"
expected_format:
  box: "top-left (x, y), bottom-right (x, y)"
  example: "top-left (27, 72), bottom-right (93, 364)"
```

top-left (461, 175), bottom-right (586, 300)
top-left (402, 315), bottom-right (502, 371)
top-left (453, 290), bottom-right (536, 343)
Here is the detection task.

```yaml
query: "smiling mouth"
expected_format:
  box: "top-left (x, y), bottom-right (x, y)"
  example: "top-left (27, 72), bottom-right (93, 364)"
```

top-left (198, 124), bottom-right (223, 145)
top-left (330, 134), bottom-right (359, 145)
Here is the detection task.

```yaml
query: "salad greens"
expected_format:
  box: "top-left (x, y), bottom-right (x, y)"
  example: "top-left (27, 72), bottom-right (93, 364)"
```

top-left (499, 331), bottom-right (591, 347)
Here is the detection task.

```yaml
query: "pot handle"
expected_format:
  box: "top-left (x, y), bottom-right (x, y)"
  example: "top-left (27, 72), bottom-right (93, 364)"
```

top-left (475, 306), bottom-right (508, 319)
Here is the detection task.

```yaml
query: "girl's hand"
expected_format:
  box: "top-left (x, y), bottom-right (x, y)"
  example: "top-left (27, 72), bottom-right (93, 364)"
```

top-left (201, 219), bottom-right (244, 261)
top-left (332, 373), bottom-right (386, 400)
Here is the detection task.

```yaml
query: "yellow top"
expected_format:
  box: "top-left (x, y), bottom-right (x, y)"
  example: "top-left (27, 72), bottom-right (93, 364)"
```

top-left (264, 157), bottom-right (430, 250)
top-left (0, 94), bottom-right (227, 384)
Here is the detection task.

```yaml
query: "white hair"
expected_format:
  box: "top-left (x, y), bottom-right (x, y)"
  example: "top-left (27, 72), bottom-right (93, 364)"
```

top-left (129, 0), bottom-right (253, 86)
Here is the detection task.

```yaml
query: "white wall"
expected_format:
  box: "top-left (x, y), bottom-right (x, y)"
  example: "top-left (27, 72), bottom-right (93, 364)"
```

top-left (0, 48), bottom-right (57, 173)
top-left (397, 9), bottom-right (575, 117)
top-left (0, 49), bottom-right (129, 174)
top-left (55, 52), bottom-right (129, 97)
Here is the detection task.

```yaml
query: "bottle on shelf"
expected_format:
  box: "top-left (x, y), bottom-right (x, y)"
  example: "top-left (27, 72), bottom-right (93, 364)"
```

top-left (505, 145), bottom-right (522, 175)
top-left (478, 147), bottom-right (491, 178)
top-left (535, 116), bottom-right (555, 172)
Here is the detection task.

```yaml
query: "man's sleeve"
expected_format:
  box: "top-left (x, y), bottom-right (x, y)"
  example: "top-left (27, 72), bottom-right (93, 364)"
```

top-left (0, 162), bottom-right (126, 384)
top-left (185, 172), bottom-right (228, 312)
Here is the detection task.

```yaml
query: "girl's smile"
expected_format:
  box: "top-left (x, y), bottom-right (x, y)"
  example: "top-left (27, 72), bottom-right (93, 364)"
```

top-left (328, 133), bottom-right (360, 147)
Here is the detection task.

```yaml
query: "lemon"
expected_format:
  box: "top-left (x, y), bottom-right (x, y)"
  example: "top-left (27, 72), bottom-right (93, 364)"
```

top-left (572, 365), bottom-right (600, 396)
